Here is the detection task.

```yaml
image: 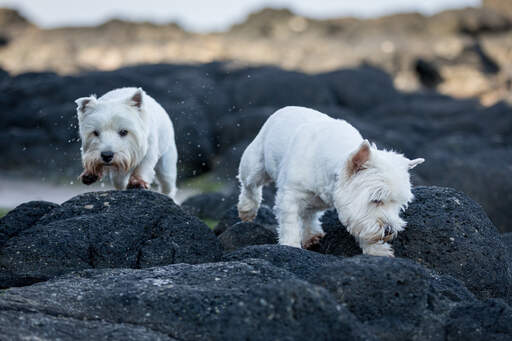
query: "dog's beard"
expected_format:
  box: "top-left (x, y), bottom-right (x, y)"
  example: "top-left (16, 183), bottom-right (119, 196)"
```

top-left (82, 152), bottom-right (104, 176)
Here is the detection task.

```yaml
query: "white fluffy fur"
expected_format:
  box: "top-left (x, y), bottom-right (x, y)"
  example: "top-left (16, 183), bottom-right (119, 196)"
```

top-left (237, 106), bottom-right (424, 256)
top-left (76, 87), bottom-right (177, 198)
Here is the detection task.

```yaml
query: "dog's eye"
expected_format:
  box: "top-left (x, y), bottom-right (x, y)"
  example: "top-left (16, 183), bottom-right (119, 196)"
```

top-left (93, 131), bottom-right (99, 137)
top-left (119, 129), bottom-right (128, 137)
top-left (371, 200), bottom-right (384, 206)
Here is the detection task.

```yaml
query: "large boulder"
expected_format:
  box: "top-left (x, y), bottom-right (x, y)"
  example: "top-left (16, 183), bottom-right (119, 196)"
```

top-left (310, 186), bottom-right (512, 303)
top-left (444, 298), bottom-right (512, 341)
top-left (307, 256), bottom-right (477, 341)
top-left (0, 260), bottom-right (375, 341)
top-left (0, 190), bottom-right (222, 288)
top-left (393, 186), bottom-right (512, 302)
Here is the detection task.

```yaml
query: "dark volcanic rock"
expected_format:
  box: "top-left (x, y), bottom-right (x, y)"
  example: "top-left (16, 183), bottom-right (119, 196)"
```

top-left (317, 66), bottom-right (401, 112)
top-left (310, 186), bottom-right (512, 303)
top-left (0, 260), bottom-right (375, 341)
top-left (445, 298), bottom-right (512, 341)
top-left (218, 222), bottom-right (277, 251)
top-left (181, 192), bottom-right (237, 221)
top-left (0, 200), bottom-right (59, 247)
top-left (0, 190), bottom-right (221, 288)
top-left (503, 233), bottom-right (512, 262)
top-left (214, 204), bottom-right (277, 236)
top-left (0, 311), bottom-right (176, 341)
top-left (310, 209), bottom-right (362, 257)
top-left (393, 186), bottom-right (512, 302)
top-left (226, 66), bottom-right (336, 110)
top-left (308, 256), bottom-right (476, 341)
top-left (223, 244), bottom-right (343, 280)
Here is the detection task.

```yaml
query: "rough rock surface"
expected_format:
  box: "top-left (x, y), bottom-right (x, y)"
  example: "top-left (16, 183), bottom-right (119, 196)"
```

top-left (223, 244), bottom-right (343, 280)
top-left (218, 222), bottom-right (277, 251)
top-left (0, 190), bottom-right (222, 288)
top-left (214, 204), bottom-right (277, 236)
top-left (307, 256), bottom-right (477, 341)
top-left (309, 186), bottom-right (511, 302)
top-left (181, 192), bottom-right (237, 221)
top-left (0, 260), bottom-right (375, 341)
top-left (393, 186), bottom-right (512, 302)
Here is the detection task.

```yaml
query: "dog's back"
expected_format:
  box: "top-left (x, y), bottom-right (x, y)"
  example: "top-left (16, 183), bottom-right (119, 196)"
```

top-left (255, 106), bottom-right (363, 183)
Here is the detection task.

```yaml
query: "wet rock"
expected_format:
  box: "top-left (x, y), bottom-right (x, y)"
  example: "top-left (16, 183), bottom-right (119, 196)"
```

top-left (0, 260), bottom-right (375, 341)
top-left (0, 190), bottom-right (221, 289)
top-left (218, 222), bottom-right (277, 251)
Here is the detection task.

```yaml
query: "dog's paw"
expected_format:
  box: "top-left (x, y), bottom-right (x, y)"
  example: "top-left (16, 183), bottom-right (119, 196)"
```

top-left (128, 175), bottom-right (149, 190)
top-left (362, 241), bottom-right (395, 257)
top-left (80, 172), bottom-right (99, 185)
top-left (238, 209), bottom-right (257, 222)
top-left (302, 233), bottom-right (325, 249)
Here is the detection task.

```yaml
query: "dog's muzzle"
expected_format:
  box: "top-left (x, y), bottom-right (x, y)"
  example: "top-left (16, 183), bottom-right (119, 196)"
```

top-left (101, 151), bottom-right (114, 163)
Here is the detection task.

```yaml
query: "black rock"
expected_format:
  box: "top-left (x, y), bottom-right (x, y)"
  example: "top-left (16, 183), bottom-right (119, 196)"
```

top-left (0, 200), bottom-right (59, 247)
top-left (307, 255), bottom-right (476, 341)
top-left (309, 209), bottom-right (362, 257)
top-left (214, 204), bottom-right (277, 236)
top-left (223, 244), bottom-right (343, 280)
top-left (0, 190), bottom-right (221, 289)
top-left (393, 186), bottom-right (512, 302)
top-left (310, 186), bottom-right (512, 303)
top-left (0, 310), bottom-right (176, 341)
top-left (181, 192), bottom-right (237, 221)
top-left (445, 298), bottom-right (512, 341)
top-left (218, 222), bottom-right (278, 251)
top-left (0, 260), bottom-right (375, 341)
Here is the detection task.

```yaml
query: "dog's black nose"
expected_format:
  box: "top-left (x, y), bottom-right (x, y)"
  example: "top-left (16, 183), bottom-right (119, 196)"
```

top-left (101, 151), bottom-right (114, 163)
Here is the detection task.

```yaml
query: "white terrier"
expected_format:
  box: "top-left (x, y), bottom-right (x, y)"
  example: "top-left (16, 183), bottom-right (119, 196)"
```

top-left (237, 106), bottom-right (424, 257)
top-left (76, 87), bottom-right (177, 198)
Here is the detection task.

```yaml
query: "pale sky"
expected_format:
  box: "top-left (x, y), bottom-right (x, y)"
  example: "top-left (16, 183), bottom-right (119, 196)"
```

top-left (0, 0), bottom-right (482, 32)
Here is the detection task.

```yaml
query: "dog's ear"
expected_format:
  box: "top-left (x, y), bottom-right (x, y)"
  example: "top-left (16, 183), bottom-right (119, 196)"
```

top-left (408, 158), bottom-right (425, 169)
top-left (127, 88), bottom-right (144, 109)
top-left (75, 96), bottom-right (97, 119)
top-left (348, 139), bottom-right (371, 175)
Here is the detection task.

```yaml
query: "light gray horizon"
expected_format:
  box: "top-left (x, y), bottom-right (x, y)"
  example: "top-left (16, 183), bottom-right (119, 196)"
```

top-left (0, 0), bottom-right (482, 32)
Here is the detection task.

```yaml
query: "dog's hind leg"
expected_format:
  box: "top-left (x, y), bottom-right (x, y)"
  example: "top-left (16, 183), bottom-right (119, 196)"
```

top-left (237, 138), bottom-right (269, 222)
top-left (155, 146), bottom-right (178, 199)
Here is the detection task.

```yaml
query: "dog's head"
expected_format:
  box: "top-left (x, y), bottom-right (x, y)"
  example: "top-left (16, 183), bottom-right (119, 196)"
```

top-left (335, 140), bottom-right (424, 243)
top-left (76, 88), bottom-right (149, 176)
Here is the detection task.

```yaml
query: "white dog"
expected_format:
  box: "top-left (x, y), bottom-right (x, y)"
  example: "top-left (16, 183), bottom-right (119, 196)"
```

top-left (76, 87), bottom-right (177, 198)
top-left (237, 106), bottom-right (424, 257)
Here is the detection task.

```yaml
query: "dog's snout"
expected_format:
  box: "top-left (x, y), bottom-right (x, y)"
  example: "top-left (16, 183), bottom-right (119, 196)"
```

top-left (101, 151), bottom-right (114, 163)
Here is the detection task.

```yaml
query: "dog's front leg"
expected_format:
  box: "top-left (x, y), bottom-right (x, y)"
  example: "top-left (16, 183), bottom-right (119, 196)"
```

top-left (275, 189), bottom-right (304, 248)
top-left (129, 148), bottom-right (158, 190)
top-left (111, 171), bottom-right (130, 190)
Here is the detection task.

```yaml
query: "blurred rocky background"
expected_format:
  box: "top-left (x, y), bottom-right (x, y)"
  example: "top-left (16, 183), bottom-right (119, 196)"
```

top-left (1, 0), bottom-right (512, 104)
